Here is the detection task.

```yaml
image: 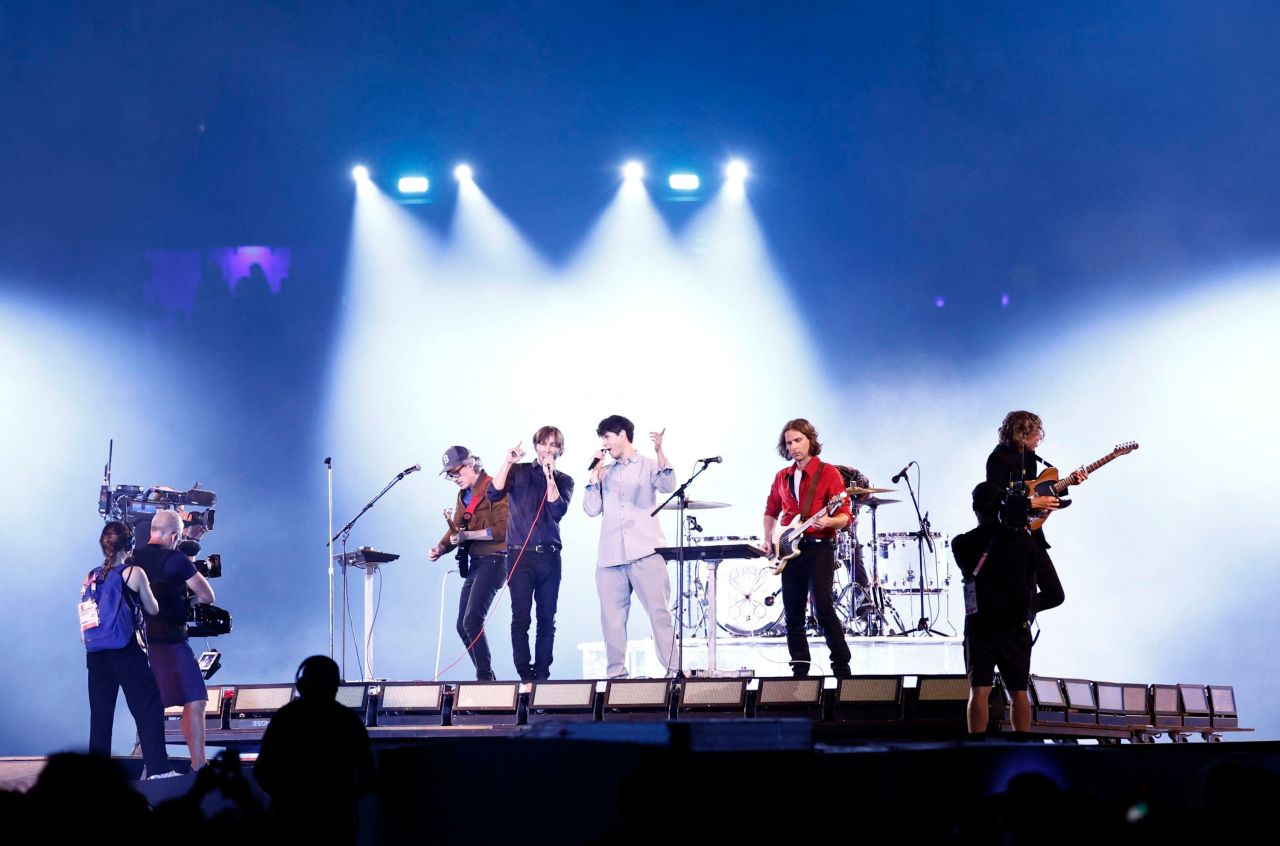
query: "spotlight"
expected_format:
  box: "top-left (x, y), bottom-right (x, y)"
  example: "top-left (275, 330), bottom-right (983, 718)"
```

top-left (454, 164), bottom-right (474, 182)
top-left (397, 176), bottom-right (430, 195)
top-left (668, 173), bottom-right (700, 191)
top-left (622, 160), bottom-right (645, 181)
top-left (725, 159), bottom-right (749, 181)
top-left (351, 165), bottom-right (370, 182)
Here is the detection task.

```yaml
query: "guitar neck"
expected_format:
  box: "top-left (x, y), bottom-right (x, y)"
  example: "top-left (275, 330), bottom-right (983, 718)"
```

top-left (1051, 450), bottom-right (1124, 494)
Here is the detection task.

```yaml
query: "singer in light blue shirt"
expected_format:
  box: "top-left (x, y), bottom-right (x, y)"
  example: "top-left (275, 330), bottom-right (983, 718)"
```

top-left (583, 414), bottom-right (678, 677)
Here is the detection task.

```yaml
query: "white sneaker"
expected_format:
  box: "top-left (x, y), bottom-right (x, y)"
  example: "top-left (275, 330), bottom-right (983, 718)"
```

top-left (146, 770), bottom-right (183, 780)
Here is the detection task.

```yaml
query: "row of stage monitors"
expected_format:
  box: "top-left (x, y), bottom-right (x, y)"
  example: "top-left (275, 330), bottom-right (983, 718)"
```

top-left (166, 675), bottom-right (1239, 735)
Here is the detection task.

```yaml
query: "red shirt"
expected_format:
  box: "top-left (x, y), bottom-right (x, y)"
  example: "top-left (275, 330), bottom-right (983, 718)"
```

top-left (763, 456), bottom-right (852, 537)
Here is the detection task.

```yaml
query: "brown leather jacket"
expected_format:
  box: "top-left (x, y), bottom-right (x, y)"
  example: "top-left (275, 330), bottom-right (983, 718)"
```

top-left (437, 473), bottom-right (508, 558)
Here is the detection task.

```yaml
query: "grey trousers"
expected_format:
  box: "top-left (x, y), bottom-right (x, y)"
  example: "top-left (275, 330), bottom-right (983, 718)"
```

top-left (595, 554), bottom-right (677, 677)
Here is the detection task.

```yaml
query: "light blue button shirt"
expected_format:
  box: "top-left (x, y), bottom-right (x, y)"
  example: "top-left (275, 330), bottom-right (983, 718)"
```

top-left (582, 453), bottom-right (677, 567)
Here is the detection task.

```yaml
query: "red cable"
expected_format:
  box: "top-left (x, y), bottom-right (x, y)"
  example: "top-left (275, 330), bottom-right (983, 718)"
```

top-left (431, 484), bottom-right (549, 682)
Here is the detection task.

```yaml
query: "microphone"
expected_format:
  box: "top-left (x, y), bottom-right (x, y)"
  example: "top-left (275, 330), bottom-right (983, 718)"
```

top-left (891, 462), bottom-right (913, 484)
top-left (699, 456), bottom-right (723, 464)
top-left (588, 451), bottom-right (605, 471)
top-left (323, 456), bottom-right (332, 467)
top-left (399, 463), bottom-right (421, 477)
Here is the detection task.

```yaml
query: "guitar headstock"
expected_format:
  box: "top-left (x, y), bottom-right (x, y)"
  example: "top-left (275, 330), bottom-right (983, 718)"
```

top-left (1113, 441), bottom-right (1139, 455)
top-left (826, 491), bottom-right (849, 514)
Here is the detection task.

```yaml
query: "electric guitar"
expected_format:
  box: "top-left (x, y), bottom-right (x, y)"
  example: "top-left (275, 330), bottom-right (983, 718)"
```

top-left (768, 491), bottom-right (849, 574)
top-left (1024, 441), bottom-right (1139, 530)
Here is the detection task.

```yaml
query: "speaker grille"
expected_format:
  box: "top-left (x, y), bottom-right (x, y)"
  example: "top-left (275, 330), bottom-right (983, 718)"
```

top-left (530, 682), bottom-right (595, 708)
top-left (681, 679), bottom-right (745, 707)
top-left (758, 678), bottom-right (822, 705)
top-left (380, 684), bottom-right (442, 710)
top-left (455, 683), bottom-right (518, 710)
top-left (234, 685), bottom-right (292, 712)
top-left (606, 680), bottom-right (669, 707)
top-left (838, 677), bottom-right (900, 703)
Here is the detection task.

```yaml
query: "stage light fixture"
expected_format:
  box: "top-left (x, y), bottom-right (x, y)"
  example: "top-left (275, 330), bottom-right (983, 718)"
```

top-left (1208, 685), bottom-right (1237, 728)
top-left (1178, 684), bottom-right (1212, 728)
top-left (527, 680), bottom-right (598, 723)
top-left (165, 687), bottom-right (224, 738)
top-left (753, 677), bottom-right (824, 720)
top-left (451, 681), bottom-right (521, 726)
top-left (228, 683), bottom-right (294, 730)
top-left (833, 675), bottom-right (905, 722)
top-left (725, 159), bottom-right (749, 181)
top-left (375, 682), bottom-right (445, 727)
top-left (1027, 675), bottom-right (1068, 723)
top-left (1150, 684), bottom-right (1181, 728)
top-left (454, 164), bottom-right (474, 182)
top-left (1062, 678), bottom-right (1098, 725)
top-left (397, 176), bottom-right (430, 195)
top-left (602, 679), bottom-right (671, 721)
top-left (668, 173), bottom-right (700, 191)
top-left (351, 165), bottom-right (370, 182)
top-left (622, 160), bottom-right (645, 181)
top-left (676, 678), bottom-right (748, 719)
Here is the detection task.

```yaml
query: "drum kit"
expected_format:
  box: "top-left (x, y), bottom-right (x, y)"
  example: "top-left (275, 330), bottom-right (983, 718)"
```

top-left (668, 486), bottom-right (953, 639)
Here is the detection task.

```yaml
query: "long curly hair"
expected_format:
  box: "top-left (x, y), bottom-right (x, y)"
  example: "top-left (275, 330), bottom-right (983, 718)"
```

top-left (777, 419), bottom-right (822, 460)
top-left (998, 410), bottom-right (1044, 448)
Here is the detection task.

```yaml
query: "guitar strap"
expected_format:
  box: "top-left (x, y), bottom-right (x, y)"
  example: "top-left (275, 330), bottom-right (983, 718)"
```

top-left (797, 459), bottom-right (823, 519)
top-left (462, 477), bottom-right (489, 523)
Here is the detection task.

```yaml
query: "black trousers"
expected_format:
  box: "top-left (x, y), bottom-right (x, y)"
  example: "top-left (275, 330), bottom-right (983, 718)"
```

top-left (781, 541), bottom-right (852, 676)
top-left (87, 641), bottom-right (171, 776)
top-left (508, 548), bottom-right (562, 681)
top-left (457, 553), bottom-right (508, 680)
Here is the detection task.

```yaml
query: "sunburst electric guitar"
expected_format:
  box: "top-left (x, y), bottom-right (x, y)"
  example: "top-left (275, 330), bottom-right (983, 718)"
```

top-left (768, 491), bottom-right (850, 575)
top-left (1025, 441), bottom-right (1139, 531)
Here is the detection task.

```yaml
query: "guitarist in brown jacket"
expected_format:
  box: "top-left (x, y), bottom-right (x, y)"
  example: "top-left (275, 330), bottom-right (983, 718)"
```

top-left (429, 445), bottom-right (510, 680)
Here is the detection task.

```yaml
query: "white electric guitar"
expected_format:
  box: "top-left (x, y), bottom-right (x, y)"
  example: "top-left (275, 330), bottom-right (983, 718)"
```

top-left (768, 491), bottom-right (849, 574)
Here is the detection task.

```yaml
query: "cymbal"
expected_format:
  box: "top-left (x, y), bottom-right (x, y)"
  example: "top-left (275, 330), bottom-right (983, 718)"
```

top-left (858, 497), bottom-right (901, 508)
top-left (846, 485), bottom-right (896, 496)
top-left (659, 500), bottom-right (731, 511)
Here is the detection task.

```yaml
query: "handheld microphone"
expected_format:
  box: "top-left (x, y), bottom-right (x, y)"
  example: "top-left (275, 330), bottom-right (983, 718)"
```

top-left (400, 463), bottom-right (421, 477)
top-left (891, 462), bottom-right (913, 484)
top-left (588, 451), bottom-right (605, 471)
top-left (699, 456), bottom-right (723, 464)
top-left (323, 456), bottom-right (332, 467)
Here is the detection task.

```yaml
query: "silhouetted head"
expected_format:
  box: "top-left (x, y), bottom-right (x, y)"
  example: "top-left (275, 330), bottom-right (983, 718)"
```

top-left (295, 655), bottom-right (341, 701)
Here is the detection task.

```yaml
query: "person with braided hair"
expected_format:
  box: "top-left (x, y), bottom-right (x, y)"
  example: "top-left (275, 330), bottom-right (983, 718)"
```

top-left (81, 521), bottom-right (175, 778)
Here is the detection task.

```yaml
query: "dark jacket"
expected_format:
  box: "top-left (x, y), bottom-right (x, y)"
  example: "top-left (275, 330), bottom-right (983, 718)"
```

top-left (436, 472), bottom-right (509, 558)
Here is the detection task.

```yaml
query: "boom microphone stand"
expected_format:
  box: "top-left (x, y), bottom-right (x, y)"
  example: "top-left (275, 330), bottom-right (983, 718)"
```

top-left (900, 464), bottom-right (946, 637)
top-left (652, 460), bottom-right (715, 677)
top-left (325, 457), bottom-right (334, 660)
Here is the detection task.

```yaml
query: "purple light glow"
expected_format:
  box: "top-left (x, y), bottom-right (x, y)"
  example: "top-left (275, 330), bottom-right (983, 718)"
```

top-left (211, 246), bottom-right (291, 294)
top-left (1001, 292), bottom-right (1010, 307)
top-left (143, 249), bottom-right (202, 322)
top-left (934, 296), bottom-right (945, 308)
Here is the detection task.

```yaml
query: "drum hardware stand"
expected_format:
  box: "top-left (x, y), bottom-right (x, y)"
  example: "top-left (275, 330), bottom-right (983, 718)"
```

top-left (652, 460), bottom-right (716, 677)
top-left (329, 464), bottom-right (418, 680)
top-left (900, 464), bottom-right (947, 637)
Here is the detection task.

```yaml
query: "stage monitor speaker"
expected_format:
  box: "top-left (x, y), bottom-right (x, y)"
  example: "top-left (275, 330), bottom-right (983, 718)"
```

top-left (912, 674), bottom-right (970, 722)
top-left (752, 677), bottom-right (823, 720)
top-left (228, 684), bottom-right (294, 731)
top-left (1149, 684), bottom-right (1182, 729)
top-left (451, 681), bottom-right (520, 726)
top-left (676, 678), bottom-right (748, 720)
top-left (602, 679), bottom-right (672, 722)
top-left (833, 675), bottom-right (905, 722)
top-left (527, 680), bottom-right (598, 723)
top-left (1208, 685), bottom-right (1238, 729)
top-left (1061, 678), bottom-right (1098, 726)
top-left (165, 686), bottom-right (225, 738)
top-left (1177, 684), bottom-right (1212, 729)
top-left (376, 682), bottom-right (445, 727)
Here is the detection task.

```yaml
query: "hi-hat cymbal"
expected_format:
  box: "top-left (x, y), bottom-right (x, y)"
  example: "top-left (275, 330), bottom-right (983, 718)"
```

top-left (859, 497), bottom-right (901, 508)
top-left (659, 500), bottom-right (731, 511)
top-left (846, 485), bottom-right (896, 496)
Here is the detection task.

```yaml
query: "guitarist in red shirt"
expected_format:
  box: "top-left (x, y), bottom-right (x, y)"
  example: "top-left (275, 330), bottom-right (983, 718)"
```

top-left (762, 419), bottom-right (853, 678)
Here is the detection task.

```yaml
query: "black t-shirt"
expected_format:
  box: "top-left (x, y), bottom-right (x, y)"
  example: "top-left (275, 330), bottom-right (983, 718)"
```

top-left (986, 443), bottom-right (1054, 549)
top-left (253, 697), bottom-right (374, 817)
top-left (131, 543), bottom-right (197, 643)
top-left (952, 524), bottom-right (1047, 634)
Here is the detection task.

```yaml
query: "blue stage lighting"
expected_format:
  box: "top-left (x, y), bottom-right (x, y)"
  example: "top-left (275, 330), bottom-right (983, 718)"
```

top-left (622, 161), bottom-right (645, 181)
top-left (351, 165), bottom-right (370, 182)
top-left (668, 173), bottom-right (700, 191)
top-left (725, 159), bottom-right (749, 181)
top-left (454, 164), bottom-right (474, 182)
top-left (398, 176), bottom-right (430, 195)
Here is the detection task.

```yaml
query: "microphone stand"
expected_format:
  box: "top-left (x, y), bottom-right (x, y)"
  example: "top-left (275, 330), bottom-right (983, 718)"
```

top-left (328, 466), bottom-right (417, 680)
top-left (325, 457), bottom-right (334, 661)
top-left (901, 466), bottom-right (946, 637)
top-left (652, 460), bottom-right (714, 678)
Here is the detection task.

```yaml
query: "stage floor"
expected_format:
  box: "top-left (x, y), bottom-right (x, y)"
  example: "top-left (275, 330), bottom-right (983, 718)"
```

top-left (577, 633), bottom-right (964, 677)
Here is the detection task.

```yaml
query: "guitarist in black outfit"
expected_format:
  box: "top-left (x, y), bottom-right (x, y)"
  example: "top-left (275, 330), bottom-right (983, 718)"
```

top-left (985, 410), bottom-right (1088, 550)
top-left (762, 419), bottom-right (853, 678)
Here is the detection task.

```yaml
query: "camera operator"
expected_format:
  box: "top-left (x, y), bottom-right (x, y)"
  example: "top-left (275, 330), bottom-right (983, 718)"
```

top-left (952, 482), bottom-right (1065, 737)
top-left (133, 508), bottom-right (215, 770)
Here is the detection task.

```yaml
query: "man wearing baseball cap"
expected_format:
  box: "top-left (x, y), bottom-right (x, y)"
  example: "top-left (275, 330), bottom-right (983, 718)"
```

top-left (429, 446), bottom-right (509, 680)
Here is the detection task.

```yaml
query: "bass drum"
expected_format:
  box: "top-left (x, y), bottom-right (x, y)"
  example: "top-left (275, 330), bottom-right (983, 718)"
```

top-left (716, 559), bottom-right (784, 636)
